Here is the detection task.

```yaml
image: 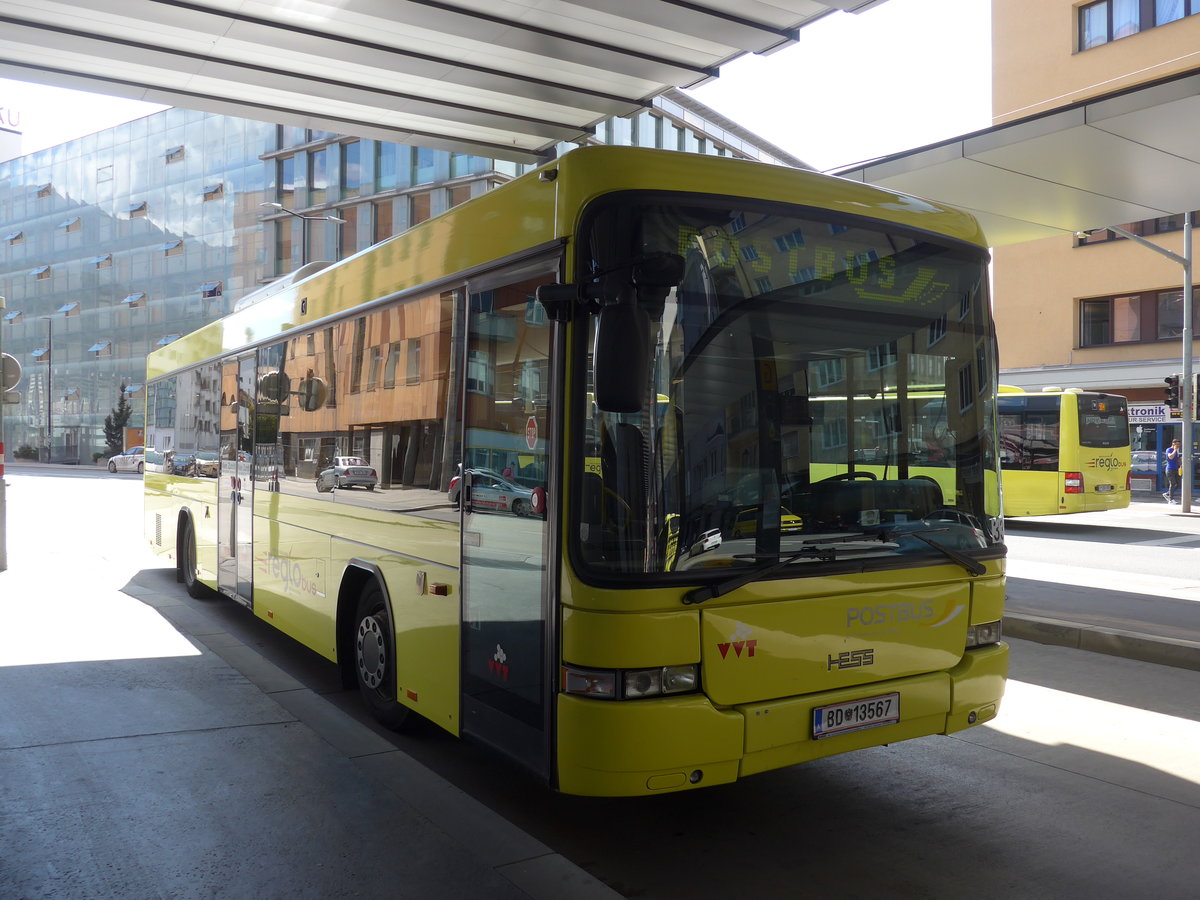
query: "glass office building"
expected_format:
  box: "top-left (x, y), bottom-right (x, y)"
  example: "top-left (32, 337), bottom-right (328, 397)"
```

top-left (0, 90), bottom-right (803, 463)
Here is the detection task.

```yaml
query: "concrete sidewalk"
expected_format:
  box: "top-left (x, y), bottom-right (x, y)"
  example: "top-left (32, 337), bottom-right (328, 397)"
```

top-left (0, 471), bottom-right (618, 900)
top-left (1003, 495), bottom-right (1200, 672)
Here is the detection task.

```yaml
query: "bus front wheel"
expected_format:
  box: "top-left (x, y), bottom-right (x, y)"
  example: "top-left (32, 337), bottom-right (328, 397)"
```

top-left (354, 582), bottom-right (411, 731)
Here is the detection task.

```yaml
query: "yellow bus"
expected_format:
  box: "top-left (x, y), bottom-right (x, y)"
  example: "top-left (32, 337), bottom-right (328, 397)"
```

top-left (144, 145), bottom-right (1008, 796)
top-left (997, 386), bottom-right (1130, 517)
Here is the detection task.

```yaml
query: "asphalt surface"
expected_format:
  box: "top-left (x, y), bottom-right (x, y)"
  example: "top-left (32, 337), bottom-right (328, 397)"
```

top-left (1, 466), bottom-right (1196, 898)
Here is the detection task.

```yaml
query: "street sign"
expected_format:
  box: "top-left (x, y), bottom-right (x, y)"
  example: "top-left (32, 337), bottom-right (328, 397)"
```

top-left (1, 352), bottom-right (20, 391)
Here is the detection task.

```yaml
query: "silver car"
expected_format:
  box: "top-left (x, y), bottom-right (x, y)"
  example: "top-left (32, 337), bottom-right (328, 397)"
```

top-left (316, 456), bottom-right (378, 492)
top-left (107, 446), bottom-right (144, 474)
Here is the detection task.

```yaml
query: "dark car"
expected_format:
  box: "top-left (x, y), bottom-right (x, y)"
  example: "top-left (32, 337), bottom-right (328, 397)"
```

top-left (316, 456), bottom-right (378, 492)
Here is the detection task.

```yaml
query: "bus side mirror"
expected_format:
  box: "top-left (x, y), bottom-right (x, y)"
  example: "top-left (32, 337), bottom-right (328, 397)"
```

top-left (594, 296), bottom-right (650, 414)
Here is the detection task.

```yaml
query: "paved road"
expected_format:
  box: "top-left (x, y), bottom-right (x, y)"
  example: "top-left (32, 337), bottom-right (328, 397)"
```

top-left (1004, 499), bottom-right (1200, 667)
top-left (2, 469), bottom-right (1199, 898)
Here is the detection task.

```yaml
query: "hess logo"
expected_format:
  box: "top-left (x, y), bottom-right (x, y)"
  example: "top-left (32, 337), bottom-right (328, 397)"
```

top-left (828, 649), bottom-right (875, 670)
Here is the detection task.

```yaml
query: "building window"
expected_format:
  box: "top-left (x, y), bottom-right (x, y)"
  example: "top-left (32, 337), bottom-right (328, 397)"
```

top-left (97, 165), bottom-right (113, 183)
top-left (448, 184), bottom-right (471, 208)
top-left (341, 141), bottom-right (361, 198)
top-left (36, 183), bottom-right (52, 198)
top-left (4, 230), bottom-right (23, 244)
top-left (383, 341), bottom-right (402, 388)
top-left (30, 265), bottom-right (50, 279)
top-left (1086, 293), bottom-right (1148, 345)
top-left (58, 302), bottom-right (80, 317)
top-left (202, 184), bottom-right (223, 200)
top-left (158, 240), bottom-right (184, 257)
top-left (339, 205), bottom-right (358, 258)
top-left (89, 254), bottom-right (113, 269)
top-left (122, 292), bottom-right (146, 307)
top-left (309, 148), bottom-right (328, 206)
top-left (164, 145), bottom-right (185, 163)
top-left (3, 310), bottom-right (24, 323)
top-left (1080, 0), bottom-right (1199, 49)
top-left (373, 199), bottom-right (394, 243)
top-left (410, 191), bottom-right (431, 226)
top-left (88, 341), bottom-right (112, 357)
top-left (200, 281), bottom-right (223, 298)
top-left (376, 143), bottom-right (398, 192)
top-left (406, 337), bottom-right (421, 385)
top-left (278, 156), bottom-right (295, 207)
top-left (125, 201), bottom-right (148, 218)
top-left (57, 217), bottom-right (81, 232)
top-left (412, 147), bottom-right (436, 184)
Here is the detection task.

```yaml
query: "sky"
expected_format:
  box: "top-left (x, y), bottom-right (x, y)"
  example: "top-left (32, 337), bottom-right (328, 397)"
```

top-left (0, 0), bottom-right (991, 172)
top-left (689, 0), bottom-right (992, 171)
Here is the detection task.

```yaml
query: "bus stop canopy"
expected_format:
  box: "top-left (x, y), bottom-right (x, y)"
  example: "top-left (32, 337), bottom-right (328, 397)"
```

top-left (0, 0), bottom-right (887, 163)
top-left (836, 67), bottom-right (1200, 247)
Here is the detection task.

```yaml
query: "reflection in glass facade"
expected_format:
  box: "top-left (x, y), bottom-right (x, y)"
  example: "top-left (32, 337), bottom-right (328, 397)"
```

top-left (0, 89), bottom-right (804, 463)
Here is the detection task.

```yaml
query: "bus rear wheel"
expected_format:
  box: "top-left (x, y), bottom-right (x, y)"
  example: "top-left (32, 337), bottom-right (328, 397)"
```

top-left (179, 517), bottom-right (214, 599)
top-left (354, 582), bottom-right (411, 731)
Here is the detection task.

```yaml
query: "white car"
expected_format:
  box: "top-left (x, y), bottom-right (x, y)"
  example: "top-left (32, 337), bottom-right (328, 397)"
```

top-left (690, 528), bottom-right (723, 555)
top-left (107, 446), bottom-right (145, 474)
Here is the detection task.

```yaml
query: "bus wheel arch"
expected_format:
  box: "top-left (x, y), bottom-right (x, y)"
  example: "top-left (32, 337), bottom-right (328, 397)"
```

top-left (337, 564), bottom-right (412, 731)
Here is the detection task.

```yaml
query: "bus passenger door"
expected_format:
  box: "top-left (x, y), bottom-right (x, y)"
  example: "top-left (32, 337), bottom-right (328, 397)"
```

top-left (459, 263), bottom-right (557, 782)
top-left (218, 354), bottom-right (255, 607)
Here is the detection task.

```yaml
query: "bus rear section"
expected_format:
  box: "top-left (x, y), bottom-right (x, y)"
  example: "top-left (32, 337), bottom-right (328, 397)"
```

top-left (998, 388), bottom-right (1130, 516)
top-left (555, 185), bottom-right (1008, 795)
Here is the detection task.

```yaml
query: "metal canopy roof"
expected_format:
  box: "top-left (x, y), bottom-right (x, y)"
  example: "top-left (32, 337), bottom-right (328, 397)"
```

top-left (0, 0), bottom-right (886, 163)
top-left (836, 67), bottom-right (1200, 248)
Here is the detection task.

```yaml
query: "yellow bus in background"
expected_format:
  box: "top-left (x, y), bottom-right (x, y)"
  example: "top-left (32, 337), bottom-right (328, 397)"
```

top-left (997, 386), bottom-right (1131, 517)
top-left (144, 145), bottom-right (1008, 796)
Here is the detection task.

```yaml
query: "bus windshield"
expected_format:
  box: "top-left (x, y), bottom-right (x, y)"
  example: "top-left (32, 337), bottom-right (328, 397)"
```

top-left (574, 197), bottom-right (1001, 578)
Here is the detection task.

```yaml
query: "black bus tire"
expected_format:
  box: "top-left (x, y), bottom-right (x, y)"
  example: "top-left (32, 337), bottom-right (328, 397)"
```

top-left (354, 582), bottom-right (411, 731)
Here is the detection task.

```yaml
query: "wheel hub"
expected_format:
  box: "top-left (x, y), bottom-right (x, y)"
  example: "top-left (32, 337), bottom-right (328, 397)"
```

top-left (356, 614), bottom-right (386, 689)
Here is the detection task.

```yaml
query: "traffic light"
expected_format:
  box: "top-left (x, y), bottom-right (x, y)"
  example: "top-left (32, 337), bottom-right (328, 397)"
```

top-left (1165, 374), bottom-right (1181, 408)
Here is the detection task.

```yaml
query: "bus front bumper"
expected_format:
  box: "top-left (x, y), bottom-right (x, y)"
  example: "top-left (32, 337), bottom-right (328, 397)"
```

top-left (555, 642), bottom-right (1009, 796)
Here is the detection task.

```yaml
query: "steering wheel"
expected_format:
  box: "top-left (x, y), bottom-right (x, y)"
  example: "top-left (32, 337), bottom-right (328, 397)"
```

top-left (822, 471), bottom-right (877, 482)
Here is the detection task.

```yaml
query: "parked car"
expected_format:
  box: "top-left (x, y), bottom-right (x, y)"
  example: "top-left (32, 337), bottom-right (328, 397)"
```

top-left (316, 456), bottom-right (378, 492)
top-left (1131, 450), bottom-right (1158, 475)
top-left (194, 451), bottom-right (219, 477)
top-left (447, 467), bottom-right (508, 506)
top-left (690, 528), bottom-right (723, 556)
top-left (169, 451), bottom-right (197, 476)
top-left (467, 475), bottom-right (536, 516)
top-left (107, 446), bottom-right (144, 474)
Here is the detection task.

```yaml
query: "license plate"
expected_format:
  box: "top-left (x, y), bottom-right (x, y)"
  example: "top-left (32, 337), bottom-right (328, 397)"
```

top-left (1096, 484), bottom-right (1113, 492)
top-left (812, 692), bottom-right (900, 739)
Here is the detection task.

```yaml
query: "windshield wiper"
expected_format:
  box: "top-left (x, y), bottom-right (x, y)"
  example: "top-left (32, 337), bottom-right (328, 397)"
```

top-left (681, 534), bottom-right (896, 606)
top-left (903, 528), bottom-right (987, 576)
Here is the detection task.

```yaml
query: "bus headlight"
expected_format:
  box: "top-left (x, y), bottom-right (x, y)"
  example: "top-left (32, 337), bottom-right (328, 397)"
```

top-left (561, 663), bottom-right (699, 699)
top-left (966, 620), bottom-right (1003, 648)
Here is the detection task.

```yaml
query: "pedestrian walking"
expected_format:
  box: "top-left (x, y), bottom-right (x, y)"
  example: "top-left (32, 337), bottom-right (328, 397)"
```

top-left (1163, 439), bottom-right (1182, 504)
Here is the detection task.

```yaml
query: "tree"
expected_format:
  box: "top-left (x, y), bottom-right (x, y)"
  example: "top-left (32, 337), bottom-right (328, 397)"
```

top-left (103, 384), bottom-right (132, 456)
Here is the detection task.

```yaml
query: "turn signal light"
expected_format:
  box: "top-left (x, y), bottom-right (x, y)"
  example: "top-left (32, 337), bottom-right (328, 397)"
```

top-left (966, 620), bottom-right (1003, 648)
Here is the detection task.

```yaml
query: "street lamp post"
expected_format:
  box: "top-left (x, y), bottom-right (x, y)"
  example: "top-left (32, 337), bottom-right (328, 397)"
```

top-left (259, 202), bottom-right (347, 265)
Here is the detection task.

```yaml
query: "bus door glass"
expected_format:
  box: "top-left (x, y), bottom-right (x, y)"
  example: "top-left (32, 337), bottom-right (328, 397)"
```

top-left (459, 263), bottom-right (557, 778)
top-left (218, 354), bottom-right (256, 606)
